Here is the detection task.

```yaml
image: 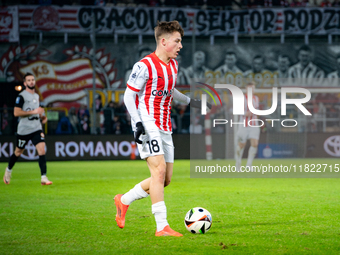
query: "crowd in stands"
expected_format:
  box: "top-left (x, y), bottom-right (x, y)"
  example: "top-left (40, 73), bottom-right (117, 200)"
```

top-left (2, 0), bottom-right (340, 8)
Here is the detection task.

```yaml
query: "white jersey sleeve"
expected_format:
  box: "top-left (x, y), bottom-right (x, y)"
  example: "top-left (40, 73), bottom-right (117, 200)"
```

top-left (127, 62), bottom-right (149, 92)
top-left (173, 88), bottom-right (190, 104)
top-left (124, 87), bottom-right (141, 125)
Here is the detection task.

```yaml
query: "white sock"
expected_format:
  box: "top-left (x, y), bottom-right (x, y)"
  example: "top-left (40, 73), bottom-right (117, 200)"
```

top-left (41, 175), bottom-right (46, 179)
top-left (6, 168), bottom-right (12, 172)
top-left (152, 201), bottom-right (168, 232)
top-left (121, 183), bottom-right (149, 205)
top-left (235, 145), bottom-right (244, 172)
top-left (246, 146), bottom-right (258, 170)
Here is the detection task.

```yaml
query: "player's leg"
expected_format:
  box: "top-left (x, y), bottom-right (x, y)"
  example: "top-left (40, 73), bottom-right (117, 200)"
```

top-left (120, 178), bottom-right (150, 205)
top-left (34, 131), bottom-right (52, 185)
top-left (148, 155), bottom-right (181, 237)
top-left (235, 126), bottom-right (247, 172)
top-left (164, 163), bottom-right (173, 187)
top-left (114, 128), bottom-right (159, 229)
top-left (154, 133), bottom-right (181, 237)
top-left (3, 135), bottom-right (27, 184)
top-left (246, 127), bottom-right (260, 171)
top-left (246, 139), bottom-right (258, 171)
top-left (120, 162), bottom-right (172, 206)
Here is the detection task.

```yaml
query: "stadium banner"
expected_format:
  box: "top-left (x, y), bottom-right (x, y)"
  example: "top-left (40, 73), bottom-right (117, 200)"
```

top-left (306, 133), bottom-right (340, 158)
top-left (18, 5), bottom-right (340, 35)
top-left (0, 6), bottom-right (19, 42)
top-left (0, 39), bottom-right (340, 108)
top-left (257, 144), bottom-right (298, 159)
top-left (0, 134), bottom-right (189, 161)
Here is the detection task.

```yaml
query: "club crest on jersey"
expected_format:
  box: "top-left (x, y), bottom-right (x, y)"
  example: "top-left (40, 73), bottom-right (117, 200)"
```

top-left (152, 89), bottom-right (173, 97)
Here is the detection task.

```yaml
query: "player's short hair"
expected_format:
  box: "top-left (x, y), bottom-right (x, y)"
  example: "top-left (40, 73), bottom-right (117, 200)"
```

top-left (278, 54), bottom-right (289, 59)
top-left (278, 54), bottom-right (290, 61)
top-left (298, 45), bottom-right (311, 53)
top-left (226, 51), bottom-right (236, 57)
top-left (23, 72), bottom-right (34, 81)
top-left (253, 55), bottom-right (264, 61)
top-left (154, 20), bottom-right (184, 43)
top-left (194, 51), bottom-right (205, 59)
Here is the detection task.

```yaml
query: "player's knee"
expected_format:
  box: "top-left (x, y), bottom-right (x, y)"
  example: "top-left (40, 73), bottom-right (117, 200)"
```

top-left (153, 164), bottom-right (166, 183)
top-left (38, 149), bottom-right (46, 156)
top-left (14, 148), bottom-right (23, 157)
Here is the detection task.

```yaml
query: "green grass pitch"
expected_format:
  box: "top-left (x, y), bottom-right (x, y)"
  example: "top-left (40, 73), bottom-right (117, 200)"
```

top-left (1, 159), bottom-right (340, 254)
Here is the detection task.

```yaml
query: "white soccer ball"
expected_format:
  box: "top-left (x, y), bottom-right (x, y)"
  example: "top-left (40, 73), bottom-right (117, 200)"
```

top-left (184, 207), bottom-right (212, 234)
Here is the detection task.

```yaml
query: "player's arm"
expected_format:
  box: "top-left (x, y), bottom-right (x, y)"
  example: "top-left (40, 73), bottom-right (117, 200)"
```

top-left (13, 95), bottom-right (44, 117)
top-left (40, 114), bottom-right (48, 124)
top-left (39, 102), bottom-right (47, 124)
top-left (173, 88), bottom-right (212, 109)
top-left (124, 62), bottom-right (148, 144)
top-left (124, 88), bottom-right (141, 124)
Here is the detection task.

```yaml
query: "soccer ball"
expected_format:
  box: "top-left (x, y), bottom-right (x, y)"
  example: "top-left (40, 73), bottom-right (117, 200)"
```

top-left (184, 207), bottom-right (212, 234)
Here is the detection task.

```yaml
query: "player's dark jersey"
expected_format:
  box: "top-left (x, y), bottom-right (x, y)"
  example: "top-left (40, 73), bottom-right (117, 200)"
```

top-left (15, 90), bottom-right (42, 135)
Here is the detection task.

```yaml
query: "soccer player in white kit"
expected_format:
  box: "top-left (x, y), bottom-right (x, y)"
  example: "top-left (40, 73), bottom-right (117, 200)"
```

top-left (235, 81), bottom-right (260, 172)
top-left (114, 20), bottom-right (204, 236)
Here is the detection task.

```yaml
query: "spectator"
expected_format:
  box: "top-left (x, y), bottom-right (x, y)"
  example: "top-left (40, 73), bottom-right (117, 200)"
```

top-left (95, 95), bottom-right (103, 134)
top-left (149, 0), bottom-right (160, 6)
top-left (106, 0), bottom-right (115, 6)
top-left (56, 116), bottom-right (73, 134)
top-left (272, 0), bottom-right (290, 7)
top-left (112, 116), bottom-right (122, 134)
top-left (1, 105), bottom-right (13, 135)
top-left (320, 0), bottom-right (332, 6)
top-left (39, 0), bottom-right (52, 5)
top-left (264, 0), bottom-right (273, 6)
top-left (94, 0), bottom-right (105, 5)
top-left (103, 102), bottom-right (113, 134)
top-left (78, 104), bottom-right (90, 134)
top-left (68, 107), bottom-right (79, 134)
top-left (333, 0), bottom-right (340, 6)
top-left (290, 0), bottom-right (302, 6)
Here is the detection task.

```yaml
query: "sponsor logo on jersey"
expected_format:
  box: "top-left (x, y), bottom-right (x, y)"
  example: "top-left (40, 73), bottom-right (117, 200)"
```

top-left (151, 89), bottom-right (173, 97)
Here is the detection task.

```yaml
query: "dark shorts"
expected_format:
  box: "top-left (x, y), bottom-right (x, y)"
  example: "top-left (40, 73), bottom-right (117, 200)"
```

top-left (16, 130), bottom-right (45, 149)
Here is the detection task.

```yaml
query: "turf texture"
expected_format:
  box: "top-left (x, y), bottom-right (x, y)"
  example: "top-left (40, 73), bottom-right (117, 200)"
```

top-left (1, 159), bottom-right (339, 254)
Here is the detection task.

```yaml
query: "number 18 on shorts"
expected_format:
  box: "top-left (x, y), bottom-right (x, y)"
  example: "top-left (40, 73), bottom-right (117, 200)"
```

top-left (137, 130), bottom-right (174, 163)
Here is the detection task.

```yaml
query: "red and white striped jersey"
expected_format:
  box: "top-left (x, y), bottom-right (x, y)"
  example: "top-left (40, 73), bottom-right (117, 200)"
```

top-left (126, 52), bottom-right (178, 133)
top-left (239, 95), bottom-right (259, 127)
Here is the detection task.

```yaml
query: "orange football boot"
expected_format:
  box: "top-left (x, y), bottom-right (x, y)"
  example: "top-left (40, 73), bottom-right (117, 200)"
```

top-left (155, 225), bottom-right (183, 237)
top-left (114, 194), bottom-right (129, 228)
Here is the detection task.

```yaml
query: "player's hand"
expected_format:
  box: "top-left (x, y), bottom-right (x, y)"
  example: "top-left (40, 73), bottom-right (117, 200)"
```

top-left (34, 107), bottom-right (44, 115)
top-left (189, 99), bottom-right (212, 109)
top-left (134, 122), bottom-right (145, 144)
top-left (40, 115), bottom-right (47, 124)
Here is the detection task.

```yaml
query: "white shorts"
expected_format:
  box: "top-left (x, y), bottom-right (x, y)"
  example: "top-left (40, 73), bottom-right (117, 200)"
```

top-left (137, 122), bottom-right (174, 163)
top-left (236, 126), bottom-right (260, 144)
